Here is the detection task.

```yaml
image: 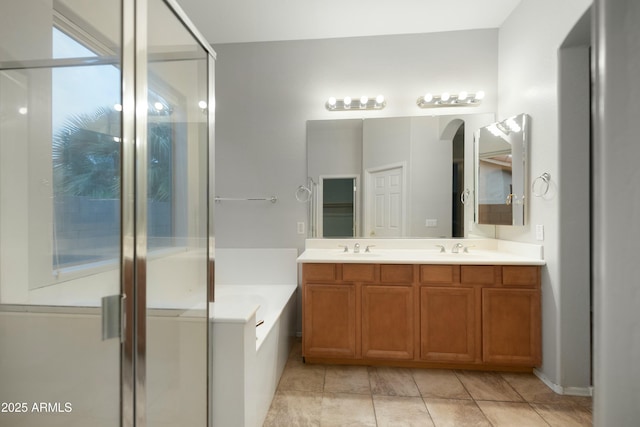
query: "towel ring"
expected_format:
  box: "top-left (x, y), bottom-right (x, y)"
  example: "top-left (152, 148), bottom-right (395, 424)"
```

top-left (532, 172), bottom-right (551, 197)
top-left (295, 185), bottom-right (312, 203)
top-left (460, 188), bottom-right (471, 205)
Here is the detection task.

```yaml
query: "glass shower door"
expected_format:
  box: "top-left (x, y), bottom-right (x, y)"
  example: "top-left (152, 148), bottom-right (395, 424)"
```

top-left (0, 1), bottom-right (122, 426)
top-left (143, 1), bottom-right (213, 426)
top-left (1, 1), bottom-right (214, 426)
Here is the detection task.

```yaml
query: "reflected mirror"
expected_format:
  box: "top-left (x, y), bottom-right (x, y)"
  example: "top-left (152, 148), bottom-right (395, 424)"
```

top-left (475, 113), bottom-right (529, 226)
top-left (307, 113), bottom-right (495, 238)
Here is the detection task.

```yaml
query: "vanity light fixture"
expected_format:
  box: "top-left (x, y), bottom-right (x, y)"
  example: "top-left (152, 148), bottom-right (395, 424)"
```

top-left (417, 90), bottom-right (485, 108)
top-left (325, 95), bottom-right (386, 111)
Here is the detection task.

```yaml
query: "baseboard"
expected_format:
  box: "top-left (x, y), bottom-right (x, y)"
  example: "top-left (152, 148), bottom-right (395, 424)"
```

top-left (534, 369), bottom-right (593, 396)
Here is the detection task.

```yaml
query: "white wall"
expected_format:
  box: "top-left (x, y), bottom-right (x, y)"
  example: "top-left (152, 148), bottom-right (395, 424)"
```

top-left (593, 0), bottom-right (640, 424)
top-left (496, 0), bottom-right (592, 392)
top-left (213, 29), bottom-right (498, 248)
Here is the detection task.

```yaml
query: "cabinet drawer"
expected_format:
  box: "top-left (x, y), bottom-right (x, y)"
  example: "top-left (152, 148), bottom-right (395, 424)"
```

top-left (461, 266), bottom-right (496, 284)
top-left (342, 264), bottom-right (376, 282)
top-left (420, 265), bottom-right (459, 284)
top-left (304, 263), bottom-right (337, 282)
top-left (502, 266), bottom-right (540, 287)
top-left (380, 264), bottom-right (413, 283)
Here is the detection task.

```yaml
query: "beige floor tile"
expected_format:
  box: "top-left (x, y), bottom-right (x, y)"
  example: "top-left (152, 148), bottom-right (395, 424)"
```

top-left (456, 370), bottom-right (523, 402)
top-left (501, 372), bottom-right (593, 409)
top-left (424, 398), bottom-right (492, 427)
top-left (369, 366), bottom-right (421, 397)
top-left (324, 365), bottom-right (371, 394)
top-left (276, 358), bottom-right (326, 392)
top-left (531, 402), bottom-right (592, 427)
top-left (289, 339), bottom-right (303, 360)
top-left (320, 392), bottom-right (376, 427)
top-left (476, 401), bottom-right (548, 427)
top-left (412, 369), bottom-right (472, 400)
top-left (373, 395), bottom-right (434, 427)
top-left (263, 390), bottom-right (323, 427)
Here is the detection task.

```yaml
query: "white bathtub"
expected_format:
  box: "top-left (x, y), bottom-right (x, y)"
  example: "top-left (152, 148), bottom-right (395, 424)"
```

top-left (213, 284), bottom-right (295, 351)
top-left (211, 248), bottom-right (298, 427)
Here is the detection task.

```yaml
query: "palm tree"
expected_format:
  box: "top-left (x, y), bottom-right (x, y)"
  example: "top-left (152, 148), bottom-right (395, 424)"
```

top-left (52, 106), bottom-right (173, 202)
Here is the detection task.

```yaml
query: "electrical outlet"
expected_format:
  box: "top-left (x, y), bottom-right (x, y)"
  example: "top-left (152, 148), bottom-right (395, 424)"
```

top-left (297, 222), bottom-right (306, 234)
top-left (536, 224), bottom-right (544, 241)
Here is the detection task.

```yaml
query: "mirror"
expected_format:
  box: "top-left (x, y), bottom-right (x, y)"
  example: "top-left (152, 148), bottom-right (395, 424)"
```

top-left (475, 113), bottom-right (529, 226)
top-left (307, 113), bottom-right (495, 238)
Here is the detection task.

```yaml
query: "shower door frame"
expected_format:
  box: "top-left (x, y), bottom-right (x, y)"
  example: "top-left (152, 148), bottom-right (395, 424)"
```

top-left (121, 0), bottom-right (216, 425)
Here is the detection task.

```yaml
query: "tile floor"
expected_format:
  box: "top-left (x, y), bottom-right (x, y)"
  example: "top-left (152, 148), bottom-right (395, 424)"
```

top-left (264, 341), bottom-right (592, 426)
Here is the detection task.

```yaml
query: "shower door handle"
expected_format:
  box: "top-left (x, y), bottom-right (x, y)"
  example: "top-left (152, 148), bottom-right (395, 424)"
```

top-left (102, 294), bottom-right (126, 342)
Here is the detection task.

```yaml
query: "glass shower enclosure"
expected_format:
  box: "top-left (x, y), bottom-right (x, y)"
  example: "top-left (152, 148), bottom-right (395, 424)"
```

top-left (0, 1), bottom-right (215, 426)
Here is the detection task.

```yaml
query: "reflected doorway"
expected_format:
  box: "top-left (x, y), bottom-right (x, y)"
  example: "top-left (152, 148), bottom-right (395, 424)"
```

top-left (364, 163), bottom-right (406, 238)
top-left (452, 123), bottom-right (465, 237)
top-left (319, 176), bottom-right (358, 237)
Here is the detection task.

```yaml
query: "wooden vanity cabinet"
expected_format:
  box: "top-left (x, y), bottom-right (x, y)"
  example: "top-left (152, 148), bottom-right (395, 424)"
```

top-left (362, 265), bottom-right (414, 360)
top-left (302, 262), bottom-right (541, 371)
top-left (482, 266), bottom-right (541, 366)
top-left (303, 264), bottom-right (357, 358)
top-left (419, 265), bottom-right (479, 362)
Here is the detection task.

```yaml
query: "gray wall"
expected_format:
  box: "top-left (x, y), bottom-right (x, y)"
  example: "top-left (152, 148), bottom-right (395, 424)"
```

top-left (213, 30), bottom-right (498, 248)
top-left (593, 0), bottom-right (640, 424)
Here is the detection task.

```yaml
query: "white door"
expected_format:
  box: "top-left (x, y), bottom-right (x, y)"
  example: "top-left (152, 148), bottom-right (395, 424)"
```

top-left (367, 166), bottom-right (404, 237)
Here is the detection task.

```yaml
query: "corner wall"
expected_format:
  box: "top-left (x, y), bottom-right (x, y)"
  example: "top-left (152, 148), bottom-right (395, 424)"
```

top-left (593, 0), bottom-right (640, 423)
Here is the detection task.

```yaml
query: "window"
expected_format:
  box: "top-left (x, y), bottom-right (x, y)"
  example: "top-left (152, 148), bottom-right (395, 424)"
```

top-left (51, 27), bottom-right (123, 271)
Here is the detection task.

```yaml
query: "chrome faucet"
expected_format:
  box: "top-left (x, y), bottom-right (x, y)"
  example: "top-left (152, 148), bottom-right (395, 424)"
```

top-left (451, 243), bottom-right (464, 254)
top-left (354, 243), bottom-right (360, 253)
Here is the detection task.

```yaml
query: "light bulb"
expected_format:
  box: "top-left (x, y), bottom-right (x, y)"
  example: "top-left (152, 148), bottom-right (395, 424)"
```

top-left (328, 97), bottom-right (337, 106)
top-left (344, 97), bottom-right (352, 108)
top-left (375, 95), bottom-right (385, 104)
top-left (487, 124), bottom-right (501, 137)
top-left (114, 104), bottom-right (123, 112)
top-left (506, 118), bottom-right (521, 133)
top-left (423, 93), bottom-right (433, 103)
top-left (475, 90), bottom-right (485, 100)
top-left (154, 102), bottom-right (164, 111)
top-left (441, 92), bottom-right (451, 102)
top-left (198, 100), bottom-right (207, 109)
top-left (458, 91), bottom-right (468, 101)
top-left (18, 107), bottom-right (28, 115)
top-left (360, 96), bottom-right (368, 107)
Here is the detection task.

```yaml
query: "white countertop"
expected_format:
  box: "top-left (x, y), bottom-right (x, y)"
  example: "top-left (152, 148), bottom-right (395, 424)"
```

top-left (297, 239), bottom-right (545, 266)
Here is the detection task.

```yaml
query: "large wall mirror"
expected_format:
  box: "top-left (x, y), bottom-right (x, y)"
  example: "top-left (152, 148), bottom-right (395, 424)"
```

top-left (475, 113), bottom-right (529, 226)
top-left (307, 113), bottom-right (495, 238)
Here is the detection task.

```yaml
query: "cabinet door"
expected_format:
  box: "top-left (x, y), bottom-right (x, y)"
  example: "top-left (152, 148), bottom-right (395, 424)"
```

top-left (304, 284), bottom-right (357, 358)
top-left (362, 285), bottom-right (414, 360)
top-left (420, 287), bottom-right (478, 362)
top-left (482, 288), bottom-right (541, 366)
